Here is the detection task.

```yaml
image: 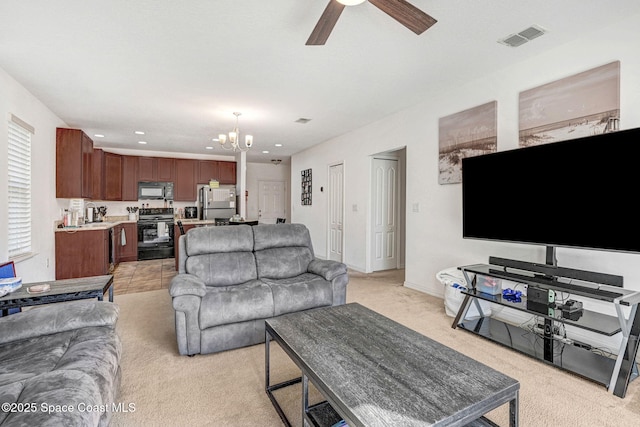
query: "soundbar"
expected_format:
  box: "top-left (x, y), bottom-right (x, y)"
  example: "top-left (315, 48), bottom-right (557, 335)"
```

top-left (489, 256), bottom-right (623, 288)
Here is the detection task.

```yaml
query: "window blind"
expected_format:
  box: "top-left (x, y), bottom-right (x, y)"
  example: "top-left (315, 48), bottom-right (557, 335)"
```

top-left (8, 119), bottom-right (32, 258)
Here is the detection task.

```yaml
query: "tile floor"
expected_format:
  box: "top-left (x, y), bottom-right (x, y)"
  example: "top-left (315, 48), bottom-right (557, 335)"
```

top-left (112, 258), bottom-right (177, 296)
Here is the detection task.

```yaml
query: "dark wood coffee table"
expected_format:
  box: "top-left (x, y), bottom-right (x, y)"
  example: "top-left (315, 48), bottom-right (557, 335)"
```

top-left (0, 275), bottom-right (114, 315)
top-left (266, 303), bottom-right (519, 427)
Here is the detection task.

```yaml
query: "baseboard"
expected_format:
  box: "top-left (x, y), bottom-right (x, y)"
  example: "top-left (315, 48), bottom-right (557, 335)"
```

top-left (404, 280), bottom-right (443, 298)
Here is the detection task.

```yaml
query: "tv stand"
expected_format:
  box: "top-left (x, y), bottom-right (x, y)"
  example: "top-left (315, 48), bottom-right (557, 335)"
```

top-left (452, 262), bottom-right (640, 398)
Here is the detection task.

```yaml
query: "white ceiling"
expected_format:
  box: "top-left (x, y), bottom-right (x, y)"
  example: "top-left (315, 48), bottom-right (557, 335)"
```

top-left (2, 1), bottom-right (639, 163)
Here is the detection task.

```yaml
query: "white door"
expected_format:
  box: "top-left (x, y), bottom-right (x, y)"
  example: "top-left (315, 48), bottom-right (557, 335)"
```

top-left (258, 181), bottom-right (286, 224)
top-left (329, 163), bottom-right (344, 262)
top-left (372, 158), bottom-right (398, 271)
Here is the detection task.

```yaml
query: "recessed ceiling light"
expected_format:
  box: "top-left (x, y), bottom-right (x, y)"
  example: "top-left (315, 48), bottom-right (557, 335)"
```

top-left (275, 143), bottom-right (283, 147)
top-left (138, 141), bottom-right (147, 145)
top-left (262, 150), bottom-right (269, 154)
top-left (212, 138), bottom-right (219, 142)
top-left (94, 134), bottom-right (105, 138)
top-left (205, 146), bottom-right (214, 150)
top-left (135, 131), bottom-right (145, 135)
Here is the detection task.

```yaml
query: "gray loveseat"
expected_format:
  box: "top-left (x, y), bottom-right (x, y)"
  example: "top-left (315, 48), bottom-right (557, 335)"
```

top-left (169, 223), bottom-right (348, 356)
top-left (0, 300), bottom-right (121, 427)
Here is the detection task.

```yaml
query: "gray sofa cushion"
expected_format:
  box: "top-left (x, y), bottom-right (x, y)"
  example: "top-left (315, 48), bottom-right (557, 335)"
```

top-left (252, 223), bottom-right (314, 253)
top-left (199, 280), bottom-right (274, 329)
top-left (255, 247), bottom-right (314, 279)
top-left (185, 225), bottom-right (254, 256)
top-left (186, 252), bottom-right (257, 287)
top-left (262, 273), bottom-right (333, 316)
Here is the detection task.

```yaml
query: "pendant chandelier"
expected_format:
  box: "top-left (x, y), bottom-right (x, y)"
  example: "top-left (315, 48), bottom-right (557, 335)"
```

top-left (218, 112), bottom-right (253, 152)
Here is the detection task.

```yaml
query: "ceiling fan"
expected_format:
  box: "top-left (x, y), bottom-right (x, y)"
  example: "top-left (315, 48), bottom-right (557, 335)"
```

top-left (306, 0), bottom-right (437, 45)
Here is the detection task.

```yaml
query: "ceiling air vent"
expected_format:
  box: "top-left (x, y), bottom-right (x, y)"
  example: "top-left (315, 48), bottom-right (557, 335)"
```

top-left (499, 25), bottom-right (547, 47)
top-left (295, 118), bottom-right (312, 124)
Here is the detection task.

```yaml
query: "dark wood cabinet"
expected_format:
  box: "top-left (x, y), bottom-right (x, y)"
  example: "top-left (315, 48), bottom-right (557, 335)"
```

top-left (138, 157), bottom-right (156, 181)
top-left (56, 128), bottom-right (93, 199)
top-left (157, 157), bottom-right (175, 181)
top-left (104, 152), bottom-right (123, 201)
top-left (115, 223), bottom-right (137, 262)
top-left (219, 161), bottom-right (236, 184)
top-left (122, 155), bottom-right (138, 201)
top-left (175, 159), bottom-right (197, 201)
top-left (55, 229), bottom-right (109, 280)
top-left (92, 148), bottom-right (105, 200)
top-left (198, 160), bottom-right (219, 184)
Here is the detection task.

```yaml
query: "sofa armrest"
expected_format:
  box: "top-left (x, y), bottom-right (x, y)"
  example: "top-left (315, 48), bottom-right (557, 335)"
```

top-left (308, 259), bottom-right (348, 281)
top-left (0, 300), bottom-right (118, 346)
top-left (169, 274), bottom-right (207, 298)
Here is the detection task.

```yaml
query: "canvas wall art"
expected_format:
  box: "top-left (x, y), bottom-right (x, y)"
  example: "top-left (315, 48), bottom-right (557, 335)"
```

top-left (519, 61), bottom-right (620, 147)
top-left (301, 168), bottom-right (312, 205)
top-left (438, 101), bottom-right (497, 184)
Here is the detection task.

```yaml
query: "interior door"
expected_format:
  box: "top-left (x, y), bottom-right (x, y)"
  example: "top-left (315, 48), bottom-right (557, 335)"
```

top-left (258, 181), bottom-right (286, 224)
top-left (329, 163), bottom-right (344, 262)
top-left (372, 158), bottom-right (399, 271)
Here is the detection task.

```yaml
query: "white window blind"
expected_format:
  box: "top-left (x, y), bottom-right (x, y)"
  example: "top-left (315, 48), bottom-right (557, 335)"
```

top-left (8, 118), bottom-right (32, 259)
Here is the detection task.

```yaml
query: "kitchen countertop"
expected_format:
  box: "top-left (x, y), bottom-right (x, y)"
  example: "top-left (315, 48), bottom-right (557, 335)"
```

top-left (55, 218), bottom-right (137, 232)
top-left (174, 219), bottom-right (217, 225)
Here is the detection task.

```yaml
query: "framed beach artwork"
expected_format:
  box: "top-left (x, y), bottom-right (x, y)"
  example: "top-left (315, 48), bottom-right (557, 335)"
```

top-left (519, 61), bottom-right (620, 147)
top-left (438, 101), bottom-right (497, 184)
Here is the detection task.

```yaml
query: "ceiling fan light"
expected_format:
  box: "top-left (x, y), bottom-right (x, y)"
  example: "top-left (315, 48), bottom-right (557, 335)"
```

top-left (337, 0), bottom-right (366, 5)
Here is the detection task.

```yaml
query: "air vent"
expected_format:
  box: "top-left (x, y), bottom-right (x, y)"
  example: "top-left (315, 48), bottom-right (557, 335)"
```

top-left (499, 25), bottom-right (547, 47)
top-left (295, 118), bottom-right (312, 124)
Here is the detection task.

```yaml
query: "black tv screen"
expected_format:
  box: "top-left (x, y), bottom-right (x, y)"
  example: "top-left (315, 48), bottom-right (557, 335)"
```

top-left (462, 127), bottom-right (640, 253)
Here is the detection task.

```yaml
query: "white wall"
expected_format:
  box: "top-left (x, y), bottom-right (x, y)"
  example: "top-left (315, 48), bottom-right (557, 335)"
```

top-left (0, 67), bottom-right (67, 282)
top-left (246, 162), bottom-right (291, 222)
top-left (292, 13), bottom-right (640, 298)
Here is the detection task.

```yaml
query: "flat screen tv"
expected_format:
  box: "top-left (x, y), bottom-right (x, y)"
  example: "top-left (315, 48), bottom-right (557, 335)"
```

top-left (462, 127), bottom-right (640, 254)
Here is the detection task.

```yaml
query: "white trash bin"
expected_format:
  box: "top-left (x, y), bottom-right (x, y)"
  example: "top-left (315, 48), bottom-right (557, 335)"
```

top-left (436, 267), bottom-right (491, 319)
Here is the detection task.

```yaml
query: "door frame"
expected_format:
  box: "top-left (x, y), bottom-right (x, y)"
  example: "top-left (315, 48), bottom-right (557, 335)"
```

top-left (367, 148), bottom-right (406, 272)
top-left (326, 161), bottom-right (346, 262)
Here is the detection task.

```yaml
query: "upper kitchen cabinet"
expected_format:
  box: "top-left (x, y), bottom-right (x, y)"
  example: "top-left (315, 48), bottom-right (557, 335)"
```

top-left (122, 155), bottom-right (138, 201)
top-left (197, 160), bottom-right (219, 184)
top-left (174, 159), bottom-right (197, 201)
top-left (219, 161), bottom-right (236, 185)
top-left (56, 128), bottom-right (93, 198)
top-left (197, 160), bottom-right (236, 185)
top-left (104, 152), bottom-right (122, 201)
top-left (92, 148), bottom-right (105, 201)
top-left (139, 156), bottom-right (175, 182)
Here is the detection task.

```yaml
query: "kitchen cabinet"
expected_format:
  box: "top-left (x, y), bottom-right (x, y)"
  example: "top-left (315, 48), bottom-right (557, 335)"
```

top-left (56, 229), bottom-right (110, 280)
top-left (92, 148), bottom-right (105, 200)
top-left (104, 152), bottom-right (123, 201)
top-left (138, 157), bottom-right (156, 181)
top-left (122, 155), bottom-right (138, 201)
top-left (56, 128), bottom-right (93, 199)
top-left (115, 223), bottom-right (137, 262)
top-left (157, 157), bottom-right (175, 181)
top-left (175, 159), bottom-right (197, 201)
top-left (139, 157), bottom-right (175, 182)
top-left (219, 161), bottom-right (236, 185)
top-left (198, 160), bottom-right (219, 184)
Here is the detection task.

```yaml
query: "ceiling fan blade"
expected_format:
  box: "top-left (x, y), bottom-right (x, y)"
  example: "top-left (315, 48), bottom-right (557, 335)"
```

top-left (369, 0), bottom-right (437, 35)
top-left (306, 1), bottom-right (346, 45)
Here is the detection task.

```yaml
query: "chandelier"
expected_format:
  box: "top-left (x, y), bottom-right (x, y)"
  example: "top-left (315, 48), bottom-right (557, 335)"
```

top-left (218, 112), bottom-right (253, 152)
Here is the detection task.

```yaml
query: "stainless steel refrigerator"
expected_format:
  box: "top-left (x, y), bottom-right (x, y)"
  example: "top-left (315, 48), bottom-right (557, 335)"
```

top-left (199, 185), bottom-right (237, 221)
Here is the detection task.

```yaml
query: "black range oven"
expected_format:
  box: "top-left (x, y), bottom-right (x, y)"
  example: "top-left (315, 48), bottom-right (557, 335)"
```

top-left (137, 208), bottom-right (174, 260)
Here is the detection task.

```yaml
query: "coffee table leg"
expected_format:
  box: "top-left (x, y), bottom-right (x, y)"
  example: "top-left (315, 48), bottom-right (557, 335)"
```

top-left (109, 284), bottom-right (114, 302)
top-left (509, 391), bottom-right (519, 427)
top-left (302, 374), bottom-right (309, 426)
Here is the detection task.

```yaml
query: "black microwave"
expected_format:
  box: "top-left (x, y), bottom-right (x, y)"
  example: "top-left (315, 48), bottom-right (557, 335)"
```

top-left (138, 181), bottom-right (174, 200)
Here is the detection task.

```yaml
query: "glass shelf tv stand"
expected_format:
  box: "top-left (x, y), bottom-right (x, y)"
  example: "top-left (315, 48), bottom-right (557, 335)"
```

top-left (452, 263), bottom-right (640, 398)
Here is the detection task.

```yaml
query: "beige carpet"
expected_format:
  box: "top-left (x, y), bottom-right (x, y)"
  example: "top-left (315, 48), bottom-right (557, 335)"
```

top-left (111, 270), bottom-right (640, 426)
